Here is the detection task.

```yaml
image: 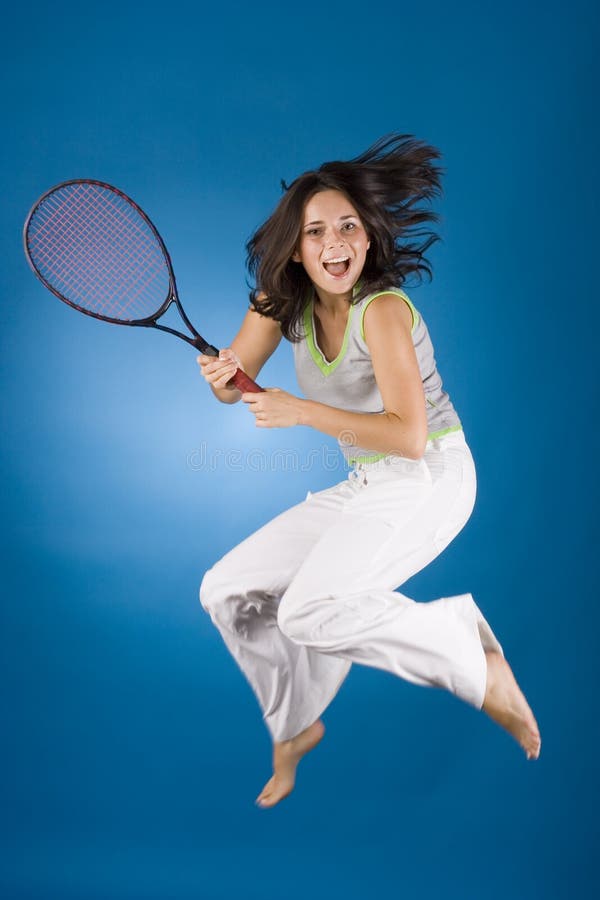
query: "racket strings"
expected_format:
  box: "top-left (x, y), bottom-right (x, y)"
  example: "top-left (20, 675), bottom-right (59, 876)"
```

top-left (27, 182), bottom-right (171, 321)
top-left (31, 185), bottom-right (165, 318)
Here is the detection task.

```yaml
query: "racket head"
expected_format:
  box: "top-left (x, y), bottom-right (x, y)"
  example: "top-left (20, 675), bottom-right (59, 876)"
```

top-left (23, 179), bottom-right (176, 325)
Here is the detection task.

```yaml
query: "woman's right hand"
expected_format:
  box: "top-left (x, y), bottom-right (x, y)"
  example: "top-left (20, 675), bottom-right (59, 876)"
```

top-left (196, 348), bottom-right (243, 391)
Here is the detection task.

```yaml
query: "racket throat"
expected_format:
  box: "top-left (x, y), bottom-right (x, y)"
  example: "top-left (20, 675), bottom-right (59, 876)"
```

top-left (191, 336), bottom-right (219, 356)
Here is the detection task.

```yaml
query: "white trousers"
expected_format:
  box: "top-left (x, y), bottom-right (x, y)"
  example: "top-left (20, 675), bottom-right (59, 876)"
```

top-left (199, 430), bottom-right (505, 742)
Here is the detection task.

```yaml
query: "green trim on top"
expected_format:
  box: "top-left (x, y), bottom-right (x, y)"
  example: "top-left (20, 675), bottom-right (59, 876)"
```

top-left (426, 424), bottom-right (463, 440)
top-left (360, 288), bottom-right (420, 342)
top-left (346, 425), bottom-right (464, 465)
top-left (304, 295), bottom-right (355, 376)
top-left (347, 451), bottom-right (388, 464)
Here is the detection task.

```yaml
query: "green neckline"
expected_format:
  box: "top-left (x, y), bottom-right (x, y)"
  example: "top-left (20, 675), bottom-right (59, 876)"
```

top-left (304, 293), bottom-right (355, 376)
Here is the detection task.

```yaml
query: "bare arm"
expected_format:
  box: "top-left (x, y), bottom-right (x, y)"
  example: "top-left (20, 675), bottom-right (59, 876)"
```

top-left (299, 293), bottom-right (428, 458)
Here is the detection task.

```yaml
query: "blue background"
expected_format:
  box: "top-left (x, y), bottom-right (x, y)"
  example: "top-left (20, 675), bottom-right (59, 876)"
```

top-left (1, 0), bottom-right (597, 897)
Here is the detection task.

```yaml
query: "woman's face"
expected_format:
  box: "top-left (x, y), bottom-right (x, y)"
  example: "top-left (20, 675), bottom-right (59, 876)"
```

top-left (292, 189), bottom-right (370, 304)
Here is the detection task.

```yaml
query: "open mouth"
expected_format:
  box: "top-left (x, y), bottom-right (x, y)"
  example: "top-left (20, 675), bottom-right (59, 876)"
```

top-left (322, 256), bottom-right (350, 277)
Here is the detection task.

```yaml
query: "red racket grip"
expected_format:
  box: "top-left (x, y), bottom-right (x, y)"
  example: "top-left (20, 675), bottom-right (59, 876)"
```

top-left (230, 367), bottom-right (264, 393)
top-left (194, 340), bottom-right (264, 393)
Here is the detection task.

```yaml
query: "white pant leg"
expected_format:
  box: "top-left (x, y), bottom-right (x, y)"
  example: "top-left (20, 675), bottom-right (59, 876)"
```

top-left (277, 431), bottom-right (505, 714)
top-left (199, 485), bottom-right (356, 742)
top-left (200, 430), bottom-right (504, 742)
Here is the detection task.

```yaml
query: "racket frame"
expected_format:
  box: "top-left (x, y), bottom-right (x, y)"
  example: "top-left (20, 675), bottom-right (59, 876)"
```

top-left (23, 179), bottom-right (264, 393)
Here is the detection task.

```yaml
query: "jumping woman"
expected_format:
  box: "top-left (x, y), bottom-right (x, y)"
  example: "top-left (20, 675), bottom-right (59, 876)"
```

top-left (197, 133), bottom-right (541, 809)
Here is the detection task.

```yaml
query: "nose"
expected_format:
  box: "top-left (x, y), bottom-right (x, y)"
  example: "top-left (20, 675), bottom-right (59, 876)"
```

top-left (324, 227), bottom-right (346, 249)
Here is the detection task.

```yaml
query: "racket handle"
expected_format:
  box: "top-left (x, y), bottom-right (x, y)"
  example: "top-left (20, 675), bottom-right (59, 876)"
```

top-left (230, 367), bottom-right (265, 393)
top-left (192, 339), bottom-right (264, 393)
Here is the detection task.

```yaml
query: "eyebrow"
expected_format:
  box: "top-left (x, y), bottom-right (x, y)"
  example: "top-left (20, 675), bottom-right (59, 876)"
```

top-left (304, 215), bottom-right (357, 227)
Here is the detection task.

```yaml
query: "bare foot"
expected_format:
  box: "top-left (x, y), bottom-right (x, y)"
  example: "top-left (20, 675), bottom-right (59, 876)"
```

top-left (482, 651), bottom-right (541, 760)
top-left (255, 719), bottom-right (325, 809)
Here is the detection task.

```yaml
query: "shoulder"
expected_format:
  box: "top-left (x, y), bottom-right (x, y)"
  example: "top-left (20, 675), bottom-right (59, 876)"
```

top-left (248, 291), bottom-right (283, 330)
top-left (360, 289), bottom-right (416, 345)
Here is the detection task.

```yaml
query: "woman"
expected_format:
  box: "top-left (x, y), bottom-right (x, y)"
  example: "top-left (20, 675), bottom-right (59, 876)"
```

top-left (197, 133), bottom-right (541, 809)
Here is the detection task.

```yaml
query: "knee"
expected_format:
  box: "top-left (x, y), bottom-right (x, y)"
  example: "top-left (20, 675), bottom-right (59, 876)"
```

top-left (199, 565), bottom-right (238, 633)
top-left (199, 566), bottom-right (223, 617)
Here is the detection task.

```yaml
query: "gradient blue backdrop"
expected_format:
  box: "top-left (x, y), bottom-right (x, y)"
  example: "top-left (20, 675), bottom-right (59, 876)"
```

top-left (1, 1), bottom-right (597, 897)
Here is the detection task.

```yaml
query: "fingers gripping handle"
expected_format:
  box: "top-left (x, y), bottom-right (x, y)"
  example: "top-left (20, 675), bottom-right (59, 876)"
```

top-left (195, 340), bottom-right (265, 393)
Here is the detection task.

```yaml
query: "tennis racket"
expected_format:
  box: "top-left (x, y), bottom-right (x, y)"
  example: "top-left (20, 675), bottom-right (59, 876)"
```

top-left (23, 179), bottom-right (263, 394)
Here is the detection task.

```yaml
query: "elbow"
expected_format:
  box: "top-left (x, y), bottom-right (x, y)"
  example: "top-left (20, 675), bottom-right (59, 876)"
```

top-left (210, 385), bottom-right (241, 404)
top-left (412, 423), bottom-right (428, 459)
top-left (406, 441), bottom-right (427, 461)
top-left (413, 430), bottom-right (428, 460)
top-left (388, 413), bottom-right (427, 460)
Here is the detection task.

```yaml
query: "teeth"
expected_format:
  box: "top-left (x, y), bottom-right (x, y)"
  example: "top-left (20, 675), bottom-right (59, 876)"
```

top-left (324, 257), bottom-right (349, 264)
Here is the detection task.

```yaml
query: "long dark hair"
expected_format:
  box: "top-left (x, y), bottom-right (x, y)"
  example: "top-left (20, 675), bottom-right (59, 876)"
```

top-left (245, 132), bottom-right (444, 342)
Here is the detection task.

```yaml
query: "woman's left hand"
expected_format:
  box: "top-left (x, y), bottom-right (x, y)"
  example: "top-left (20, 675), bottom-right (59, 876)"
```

top-left (241, 388), bottom-right (304, 428)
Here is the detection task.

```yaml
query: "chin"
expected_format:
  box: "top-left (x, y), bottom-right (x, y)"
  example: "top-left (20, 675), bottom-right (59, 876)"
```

top-left (318, 271), bottom-right (354, 291)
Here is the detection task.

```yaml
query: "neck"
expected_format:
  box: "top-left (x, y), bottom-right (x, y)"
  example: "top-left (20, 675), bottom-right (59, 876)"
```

top-left (312, 280), bottom-right (360, 315)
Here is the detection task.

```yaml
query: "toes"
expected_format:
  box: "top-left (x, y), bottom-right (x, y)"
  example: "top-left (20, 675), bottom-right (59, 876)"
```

top-left (525, 737), bottom-right (541, 760)
top-left (256, 790), bottom-right (280, 808)
top-left (256, 781), bottom-right (276, 805)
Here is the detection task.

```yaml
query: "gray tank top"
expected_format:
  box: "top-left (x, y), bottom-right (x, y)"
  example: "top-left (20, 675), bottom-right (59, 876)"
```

top-left (292, 286), bottom-right (463, 464)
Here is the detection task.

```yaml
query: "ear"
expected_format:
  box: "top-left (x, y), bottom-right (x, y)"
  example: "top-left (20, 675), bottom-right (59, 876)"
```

top-left (367, 240), bottom-right (371, 250)
top-left (291, 249), bottom-right (302, 263)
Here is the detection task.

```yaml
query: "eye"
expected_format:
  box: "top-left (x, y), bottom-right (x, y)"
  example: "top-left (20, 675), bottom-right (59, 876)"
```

top-left (342, 222), bottom-right (357, 231)
top-left (305, 227), bottom-right (321, 236)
